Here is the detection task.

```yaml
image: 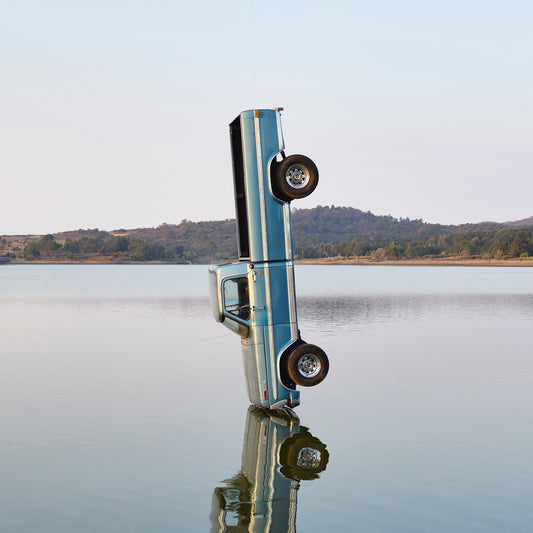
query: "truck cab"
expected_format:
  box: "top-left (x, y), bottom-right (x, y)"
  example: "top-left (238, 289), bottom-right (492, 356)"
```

top-left (209, 108), bottom-right (328, 410)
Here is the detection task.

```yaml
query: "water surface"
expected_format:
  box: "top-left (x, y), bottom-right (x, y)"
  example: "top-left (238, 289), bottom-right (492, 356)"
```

top-left (1, 265), bottom-right (532, 532)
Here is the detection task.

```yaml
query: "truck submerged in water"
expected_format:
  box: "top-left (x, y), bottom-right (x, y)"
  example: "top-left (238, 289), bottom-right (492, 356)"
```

top-left (209, 108), bottom-right (329, 409)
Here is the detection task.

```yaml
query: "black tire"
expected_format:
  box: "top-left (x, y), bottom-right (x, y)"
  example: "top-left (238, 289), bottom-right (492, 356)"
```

top-left (272, 154), bottom-right (319, 201)
top-left (286, 343), bottom-right (329, 387)
top-left (279, 427), bottom-right (329, 481)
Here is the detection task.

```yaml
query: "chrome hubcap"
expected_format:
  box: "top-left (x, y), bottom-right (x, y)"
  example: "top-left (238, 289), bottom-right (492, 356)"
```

top-left (285, 164), bottom-right (310, 189)
top-left (297, 354), bottom-right (321, 378)
top-left (297, 447), bottom-right (321, 469)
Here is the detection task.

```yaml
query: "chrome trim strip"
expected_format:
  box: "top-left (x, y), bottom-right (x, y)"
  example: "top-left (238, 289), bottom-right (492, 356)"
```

top-left (263, 265), bottom-right (274, 331)
top-left (283, 203), bottom-right (293, 260)
top-left (288, 480), bottom-right (298, 533)
top-left (275, 109), bottom-right (285, 152)
top-left (254, 114), bottom-right (269, 261)
top-left (266, 425), bottom-right (277, 532)
top-left (263, 265), bottom-right (278, 401)
top-left (286, 261), bottom-right (298, 339)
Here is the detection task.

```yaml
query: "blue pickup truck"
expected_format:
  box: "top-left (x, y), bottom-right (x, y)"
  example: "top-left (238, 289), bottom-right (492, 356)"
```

top-left (209, 108), bottom-right (328, 409)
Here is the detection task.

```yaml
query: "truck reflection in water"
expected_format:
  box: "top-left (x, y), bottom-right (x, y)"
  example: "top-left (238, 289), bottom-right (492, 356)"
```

top-left (210, 406), bottom-right (329, 532)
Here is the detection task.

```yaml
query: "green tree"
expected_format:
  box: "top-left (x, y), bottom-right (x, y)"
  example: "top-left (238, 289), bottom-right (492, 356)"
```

top-left (100, 236), bottom-right (129, 255)
top-left (511, 230), bottom-right (528, 257)
top-left (39, 234), bottom-right (61, 253)
top-left (24, 241), bottom-right (41, 258)
top-left (63, 239), bottom-right (81, 254)
top-left (128, 238), bottom-right (165, 261)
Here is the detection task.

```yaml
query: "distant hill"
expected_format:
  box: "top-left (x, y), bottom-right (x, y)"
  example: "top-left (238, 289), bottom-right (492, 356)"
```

top-left (2, 206), bottom-right (532, 262)
top-left (291, 205), bottom-right (504, 247)
top-left (503, 216), bottom-right (533, 227)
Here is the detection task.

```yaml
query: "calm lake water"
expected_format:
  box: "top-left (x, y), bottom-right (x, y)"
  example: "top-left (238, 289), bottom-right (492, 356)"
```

top-left (1, 264), bottom-right (532, 532)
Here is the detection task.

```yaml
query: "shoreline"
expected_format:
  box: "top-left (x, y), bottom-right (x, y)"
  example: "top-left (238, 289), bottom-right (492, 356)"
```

top-left (3, 257), bottom-right (533, 267)
top-left (297, 257), bottom-right (533, 267)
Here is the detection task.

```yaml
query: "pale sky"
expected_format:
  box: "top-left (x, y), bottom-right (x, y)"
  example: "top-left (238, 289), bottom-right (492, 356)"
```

top-left (1, 0), bottom-right (532, 235)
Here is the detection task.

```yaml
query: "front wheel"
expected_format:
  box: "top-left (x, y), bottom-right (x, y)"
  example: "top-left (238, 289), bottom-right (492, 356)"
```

top-left (272, 154), bottom-right (319, 201)
top-left (279, 427), bottom-right (329, 481)
top-left (287, 343), bottom-right (329, 387)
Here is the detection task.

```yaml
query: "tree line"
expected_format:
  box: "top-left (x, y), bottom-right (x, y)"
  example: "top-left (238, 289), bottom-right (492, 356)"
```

top-left (302, 228), bottom-right (532, 260)
top-left (6, 206), bottom-right (533, 263)
top-left (21, 233), bottom-right (186, 262)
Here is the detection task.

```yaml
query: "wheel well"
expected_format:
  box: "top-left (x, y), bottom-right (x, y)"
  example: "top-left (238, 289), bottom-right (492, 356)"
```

top-left (279, 338), bottom-right (305, 390)
top-left (268, 153), bottom-right (289, 204)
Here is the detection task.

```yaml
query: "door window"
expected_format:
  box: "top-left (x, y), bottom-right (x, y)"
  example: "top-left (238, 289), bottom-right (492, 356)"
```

top-left (223, 277), bottom-right (250, 321)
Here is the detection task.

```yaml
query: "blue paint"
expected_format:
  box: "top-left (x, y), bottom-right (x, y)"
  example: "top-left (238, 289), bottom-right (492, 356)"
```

top-left (209, 109), bottom-right (327, 409)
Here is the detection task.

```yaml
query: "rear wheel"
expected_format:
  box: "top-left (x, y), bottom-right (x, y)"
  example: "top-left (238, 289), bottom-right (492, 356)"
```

top-left (287, 343), bottom-right (329, 387)
top-left (272, 154), bottom-right (319, 201)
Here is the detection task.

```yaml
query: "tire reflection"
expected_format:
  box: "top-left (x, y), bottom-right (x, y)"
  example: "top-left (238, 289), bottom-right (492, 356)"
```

top-left (210, 406), bottom-right (329, 532)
